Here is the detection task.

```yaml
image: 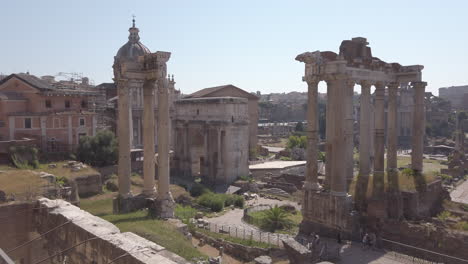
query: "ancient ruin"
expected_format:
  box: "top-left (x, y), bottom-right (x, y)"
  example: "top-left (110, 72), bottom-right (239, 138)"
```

top-left (112, 19), bottom-right (174, 217)
top-left (296, 37), bottom-right (427, 236)
top-left (173, 97), bottom-right (250, 185)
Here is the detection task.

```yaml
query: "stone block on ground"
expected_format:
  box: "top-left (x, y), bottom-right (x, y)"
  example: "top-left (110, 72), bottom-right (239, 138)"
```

top-left (254, 255), bottom-right (272, 264)
top-left (282, 238), bottom-right (312, 264)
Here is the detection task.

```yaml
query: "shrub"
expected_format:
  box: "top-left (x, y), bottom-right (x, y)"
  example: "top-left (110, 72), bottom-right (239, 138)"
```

top-left (234, 195), bottom-right (245, 208)
top-left (76, 130), bottom-right (118, 167)
top-left (402, 168), bottom-right (416, 177)
top-left (286, 135), bottom-right (307, 149)
top-left (9, 145), bottom-right (40, 169)
top-left (437, 210), bottom-right (452, 221)
top-left (175, 204), bottom-right (197, 222)
top-left (280, 156), bottom-right (292, 161)
top-left (197, 193), bottom-right (224, 212)
top-left (190, 184), bottom-right (208, 197)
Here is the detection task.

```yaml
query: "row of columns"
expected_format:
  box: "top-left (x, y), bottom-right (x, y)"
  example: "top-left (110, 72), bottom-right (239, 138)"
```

top-left (304, 75), bottom-right (427, 203)
top-left (117, 77), bottom-right (172, 201)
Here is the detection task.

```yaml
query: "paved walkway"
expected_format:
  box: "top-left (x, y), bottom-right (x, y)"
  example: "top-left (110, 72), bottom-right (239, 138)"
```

top-left (451, 179), bottom-right (468, 204)
top-left (205, 198), bottom-right (299, 246)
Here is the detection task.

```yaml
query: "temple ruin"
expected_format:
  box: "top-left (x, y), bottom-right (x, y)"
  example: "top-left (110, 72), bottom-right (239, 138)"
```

top-left (112, 19), bottom-right (174, 217)
top-left (296, 37), bottom-right (427, 236)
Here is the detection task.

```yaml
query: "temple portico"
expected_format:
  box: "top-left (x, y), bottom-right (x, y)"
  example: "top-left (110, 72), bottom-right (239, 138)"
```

top-left (296, 37), bottom-right (426, 236)
top-left (112, 19), bottom-right (174, 217)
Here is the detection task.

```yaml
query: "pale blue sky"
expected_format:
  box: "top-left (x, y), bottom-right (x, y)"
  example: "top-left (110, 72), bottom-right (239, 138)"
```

top-left (1, 0), bottom-right (467, 95)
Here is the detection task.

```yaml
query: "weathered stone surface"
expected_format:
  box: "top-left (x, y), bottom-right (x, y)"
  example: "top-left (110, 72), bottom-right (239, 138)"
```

top-left (282, 238), bottom-right (312, 264)
top-left (254, 255), bottom-right (272, 264)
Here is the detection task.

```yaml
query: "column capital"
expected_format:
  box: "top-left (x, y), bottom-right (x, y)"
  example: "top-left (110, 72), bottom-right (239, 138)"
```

top-left (358, 80), bottom-right (373, 88)
top-left (411, 81), bottom-right (427, 89)
top-left (143, 79), bottom-right (157, 90)
top-left (303, 75), bottom-right (320, 86)
top-left (323, 73), bottom-right (349, 82)
top-left (374, 81), bottom-right (386, 89)
top-left (387, 82), bottom-right (399, 89)
top-left (345, 79), bottom-right (355, 87)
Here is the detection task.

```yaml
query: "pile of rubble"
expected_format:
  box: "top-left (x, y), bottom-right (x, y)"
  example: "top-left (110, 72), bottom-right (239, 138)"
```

top-left (61, 160), bottom-right (88, 172)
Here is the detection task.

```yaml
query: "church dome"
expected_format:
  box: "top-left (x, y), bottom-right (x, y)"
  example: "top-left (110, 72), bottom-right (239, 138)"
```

top-left (116, 19), bottom-right (151, 61)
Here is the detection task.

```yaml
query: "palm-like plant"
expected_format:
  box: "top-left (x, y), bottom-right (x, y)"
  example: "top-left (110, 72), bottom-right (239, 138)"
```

top-left (260, 205), bottom-right (293, 232)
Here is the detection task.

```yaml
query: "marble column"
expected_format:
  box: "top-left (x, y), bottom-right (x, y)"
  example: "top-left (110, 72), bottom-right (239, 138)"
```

top-left (117, 79), bottom-right (132, 198)
top-left (372, 82), bottom-right (386, 198)
top-left (411, 81), bottom-right (427, 173)
top-left (142, 80), bottom-right (156, 196)
top-left (359, 81), bottom-right (372, 177)
top-left (345, 80), bottom-right (355, 185)
top-left (304, 76), bottom-right (321, 190)
top-left (355, 81), bottom-right (372, 211)
top-left (387, 82), bottom-right (399, 174)
top-left (387, 82), bottom-right (403, 219)
top-left (156, 77), bottom-right (175, 218)
top-left (326, 75), bottom-right (347, 196)
top-left (324, 81), bottom-right (333, 190)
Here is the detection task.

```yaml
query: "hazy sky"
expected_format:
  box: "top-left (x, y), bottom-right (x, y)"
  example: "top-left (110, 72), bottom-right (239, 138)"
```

top-left (1, 0), bottom-right (467, 95)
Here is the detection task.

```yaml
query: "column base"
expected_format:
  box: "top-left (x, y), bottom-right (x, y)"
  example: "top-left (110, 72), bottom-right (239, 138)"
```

top-left (303, 181), bottom-right (321, 191)
top-left (152, 191), bottom-right (176, 219)
top-left (112, 194), bottom-right (147, 214)
top-left (367, 196), bottom-right (388, 220)
top-left (142, 187), bottom-right (157, 197)
top-left (300, 191), bottom-right (354, 234)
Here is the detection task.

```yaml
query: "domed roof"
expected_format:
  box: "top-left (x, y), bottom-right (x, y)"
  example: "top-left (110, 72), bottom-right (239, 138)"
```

top-left (116, 19), bottom-right (151, 61)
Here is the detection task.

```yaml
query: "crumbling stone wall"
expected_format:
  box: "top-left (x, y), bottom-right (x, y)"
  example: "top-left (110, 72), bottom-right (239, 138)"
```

top-left (382, 221), bottom-right (468, 264)
top-left (2, 199), bottom-right (189, 264)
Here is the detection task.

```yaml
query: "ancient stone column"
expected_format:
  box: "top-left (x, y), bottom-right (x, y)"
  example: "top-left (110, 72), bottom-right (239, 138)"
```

top-left (345, 80), bottom-right (355, 185)
top-left (411, 81), bottom-right (427, 173)
top-left (117, 79), bottom-right (132, 198)
top-left (304, 76), bottom-right (320, 191)
top-left (142, 80), bottom-right (156, 196)
top-left (156, 77), bottom-right (175, 218)
top-left (387, 82), bottom-right (403, 219)
top-left (359, 81), bottom-right (372, 177)
top-left (324, 82), bottom-right (333, 190)
top-left (387, 82), bottom-right (399, 173)
top-left (326, 75), bottom-right (348, 196)
top-left (355, 81), bottom-right (372, 211)
top-left (372, 82), bottom-right (386, 198)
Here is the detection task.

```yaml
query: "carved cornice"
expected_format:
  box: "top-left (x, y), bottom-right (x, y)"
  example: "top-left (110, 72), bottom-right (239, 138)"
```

top-left (411, 81), bottom-right (427, 89)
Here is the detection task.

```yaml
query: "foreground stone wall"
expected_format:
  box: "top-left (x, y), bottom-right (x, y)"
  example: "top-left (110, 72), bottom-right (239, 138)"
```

top-left (1, 199), bottom-right (189, 264)
top-left (382, 221), bottom-right (468, 264)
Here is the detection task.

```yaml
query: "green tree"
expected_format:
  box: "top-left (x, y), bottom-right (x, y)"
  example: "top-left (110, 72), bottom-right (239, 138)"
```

top-left (287, 135), bottom-right (307, 149)
top-left (76, 130), bottom-right (118, 167)
top-left (260, 206), bottom-right (293, 232)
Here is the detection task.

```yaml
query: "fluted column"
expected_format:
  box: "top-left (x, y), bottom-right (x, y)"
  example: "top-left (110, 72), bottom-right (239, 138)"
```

top-left (156, 76), bottom-right (175, 218)
top-left (387, 82), bottom-right (399, 173)
top-left (326, 75), bottom-right (348, 196)
top-left (142, 80), bottom-right (156, 196)
top-left (345, 80), bottom-right (355, 185)
top-left (304, 76), bottom-right (321, 191)
top-left (117, 79), bottom-right (132, 198)
top-left (372, 82), bottom-right (386, 198)
top-left (411, 81), bottom-right (427, 173)
top-left (359, 81), bottom-right (372, 177)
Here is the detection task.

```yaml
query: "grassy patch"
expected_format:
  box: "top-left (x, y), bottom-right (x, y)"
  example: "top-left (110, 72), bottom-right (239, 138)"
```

top-left (195, 227), bottom-right (276, 249)
top-left (0, 170), bottom-right (48, 197)
top-left (80, 194), bottom-right (205, 261)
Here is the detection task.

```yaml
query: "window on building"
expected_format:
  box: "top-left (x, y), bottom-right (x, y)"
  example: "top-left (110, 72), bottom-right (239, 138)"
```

top-left (79, 117), bottom-right (85, 126)
top-left (81, 100), bottom-right (88, 108)
top-left (45, 100), bottom-right (52, 108)
top-left (65, 100), bottom-right (70, 108)
top-left (24, 118), bottom-right (32, 129)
